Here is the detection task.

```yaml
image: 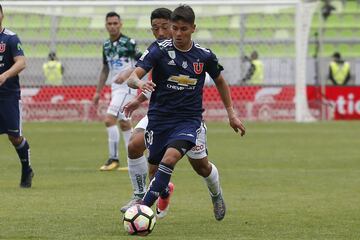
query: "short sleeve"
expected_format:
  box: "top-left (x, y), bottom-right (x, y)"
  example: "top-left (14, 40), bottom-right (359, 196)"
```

top-left (135, 42), bottom-right (160, 72)
top-left (9, 35), bottom-right (24, 57)
top-left (128, 38), bottom-right (142, 60)
top-left (205, 50), bottom-right (224, 80)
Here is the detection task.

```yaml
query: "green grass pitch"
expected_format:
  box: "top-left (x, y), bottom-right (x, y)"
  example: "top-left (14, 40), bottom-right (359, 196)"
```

top-left (1, 121), bottom-right (360, 239)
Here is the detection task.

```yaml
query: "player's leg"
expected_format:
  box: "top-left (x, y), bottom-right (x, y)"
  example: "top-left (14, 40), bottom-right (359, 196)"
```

top-left (120, 117), bottom-right (148, 213)
top-left (148, 163), bottom-right (158, 180)
top-left (0, 99), bottom-right (34, 188)
top-left (142, 121), bottom-right (198, 217)
top-left (100, 91), bottom-right (131, 171)
top-left (143, 140), bottom-right (193, 218)
top-left (118, 119), bottom-right (132, 157)
top-left (187, 122), bottom-right (226, 220)
top-left (99, 113), bottom-right (120, 170)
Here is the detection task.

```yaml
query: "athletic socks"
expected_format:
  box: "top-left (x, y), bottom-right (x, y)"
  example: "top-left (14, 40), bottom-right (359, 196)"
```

top-left (15, 138), bottom-right (31, 171)
top-left (128, 155), bottom-right (148, 196)
top-left (204, 162), bottom-right (221, 196)
top-left (122, 129), bottom-right (132, 150)
top-left (143, 162), bottom-right (173, 207)
top-left (107, 125), bottom-right (119, 159)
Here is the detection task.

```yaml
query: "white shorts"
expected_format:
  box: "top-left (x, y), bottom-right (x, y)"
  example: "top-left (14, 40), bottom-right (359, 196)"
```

top-left (107, 90), bottom-right (135, 120)
top-left (186, 122), bottom-right (208, 160)
top-left (137, 116), bottom-right (208, 160)
top-left (135, 115), bottom-right (149, 130)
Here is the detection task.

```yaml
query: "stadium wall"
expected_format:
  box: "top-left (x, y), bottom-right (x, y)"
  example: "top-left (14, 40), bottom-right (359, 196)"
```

top-left (21, 86), bottom-right (360, 122)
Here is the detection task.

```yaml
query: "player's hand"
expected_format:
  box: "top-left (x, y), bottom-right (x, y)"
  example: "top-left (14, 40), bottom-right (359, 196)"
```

top-left (229, 116), bottom-right (246, 136)
top-left (123, 99), bottom-right (141, 118)
top-left (0, 74), bottom-right (7, 86)
top-left (138, 81), bottom-right (156, 92)
top-left (92, 92), bottom-right (100, 105)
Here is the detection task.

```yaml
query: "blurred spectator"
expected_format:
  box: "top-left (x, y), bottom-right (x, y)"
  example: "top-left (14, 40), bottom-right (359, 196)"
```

top-left (322, 0), bottom-right (336, 20)
top-left (242, 50), bottom-right (264, 85)
top-left (42, 51), bottom-right (64, 85)
top-left (328, 52), bottom-right (351, 85)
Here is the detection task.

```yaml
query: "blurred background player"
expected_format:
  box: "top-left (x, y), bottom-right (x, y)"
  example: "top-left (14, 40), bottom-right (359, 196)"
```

top-left (93, 12), bottom-right (141, 171)
top-left (123, 5), bottom-right (246, 221)
top-left (328, 51), bottom-right (351, 86)
top-left (42, 51), bottom-right (64, 86)
top-left (0, 4), bottom-right (34, 188)
top-left (242, 50), bottom-right (264, 85)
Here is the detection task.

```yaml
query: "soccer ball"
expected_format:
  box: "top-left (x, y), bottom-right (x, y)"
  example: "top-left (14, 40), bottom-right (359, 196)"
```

top-left (123, 204), bottom-right (156, 236)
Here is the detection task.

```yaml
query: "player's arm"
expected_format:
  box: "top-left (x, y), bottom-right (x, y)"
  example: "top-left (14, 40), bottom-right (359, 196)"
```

top-left (93, 64), bottom-right (109, 105)
top-left (127, 67), bottom-right (156, 92)
top-left (123, 92), bottom-right (149, 118)
top-left (0, 55), bottom-right (26, 86)
top-left (113, 67), bottom-right (134, 84)
top-left (214, 74), bottom-right (246, 136)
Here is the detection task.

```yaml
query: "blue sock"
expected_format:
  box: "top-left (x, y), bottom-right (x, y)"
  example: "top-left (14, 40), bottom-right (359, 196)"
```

top-left (143, 163), bottom-right (173, 207)
top-left (160, 185), bottom-right (170, 199)
top-left (15, 138), bottom-right (31, 171)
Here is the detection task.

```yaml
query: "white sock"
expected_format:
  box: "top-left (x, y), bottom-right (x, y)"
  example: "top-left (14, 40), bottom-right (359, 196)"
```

top-left (204, 162), bottom-right (221, 196)
top-left (107, 125), bottom-right (119, 159)
top-left (122, 129), bottom-right (132, 152)
top-left (128, 155), bottom-right (148, 196)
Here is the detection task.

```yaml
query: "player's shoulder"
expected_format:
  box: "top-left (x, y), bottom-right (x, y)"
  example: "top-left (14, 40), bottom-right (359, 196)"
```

top-left (156, 39), bottom-right (173, 49)
top-left (193, 42), bottom-right (213, 55)
top-left (120, 34), bottom-right (136, 46)
top-left (3, 28), bottom-right (17, 36)
top-left (103, 38), bottom-right (111, 48)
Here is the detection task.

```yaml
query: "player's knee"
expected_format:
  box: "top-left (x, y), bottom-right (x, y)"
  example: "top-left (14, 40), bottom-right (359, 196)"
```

top-left (161, 154), bottom-right (180, 168)
top-left (119, 120), bottom-right (132, 131)
top-left (192, 158), bottom-right (212, 177)
top-left (104, 116), bottom-right (116, 127)
top-left (128, 140), bottom-right (145, 159)
top-left (8, 135), bottom-right (23, 146)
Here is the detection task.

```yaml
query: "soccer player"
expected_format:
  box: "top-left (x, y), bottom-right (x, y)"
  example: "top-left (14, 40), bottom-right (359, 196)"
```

top-left (119, 8), bottom-right (229, 221)
top-left (93, 12), bottom-right (141, 171)
top-left (0, 4), bottom-right (34, 188)
top-left (123, 5), bottom-right (246, 221)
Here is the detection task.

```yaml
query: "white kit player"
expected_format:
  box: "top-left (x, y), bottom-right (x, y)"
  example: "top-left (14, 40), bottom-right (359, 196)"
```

top-left (93, 11), bottom-right (141, 171)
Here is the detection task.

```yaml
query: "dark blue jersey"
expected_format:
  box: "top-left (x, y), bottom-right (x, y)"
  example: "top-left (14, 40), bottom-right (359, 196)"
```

top-left (136, 39), bottom-right (223, 120)
top-left (0, 28), bottom-right (25, 100)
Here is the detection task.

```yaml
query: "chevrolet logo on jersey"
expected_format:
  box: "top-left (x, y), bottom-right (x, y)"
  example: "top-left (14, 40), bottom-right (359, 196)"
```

top-left (168, 75), bottom-right (197, 87)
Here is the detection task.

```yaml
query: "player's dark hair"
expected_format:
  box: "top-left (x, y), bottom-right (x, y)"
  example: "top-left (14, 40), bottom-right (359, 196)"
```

top-left (171, 4), bottom-right (195, 24)
top-left (106, 11), bottom-right (120, 20)
top-left (151, 8), bottom-right (172, 22)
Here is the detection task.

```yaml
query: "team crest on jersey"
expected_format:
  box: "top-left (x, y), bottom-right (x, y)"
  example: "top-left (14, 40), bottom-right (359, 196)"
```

top-left (0, 43), bottom-right (6, 53)
top-left (193, 62), bottom-right (204, 74)
top-left (168, 50), bottom-right (176, 59)
top-left (182, 61), bottom-right (188, 69)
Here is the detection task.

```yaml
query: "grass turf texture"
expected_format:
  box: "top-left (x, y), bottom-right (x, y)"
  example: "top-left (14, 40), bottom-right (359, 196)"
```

top-left (0, 121), bottom-right (360, 239)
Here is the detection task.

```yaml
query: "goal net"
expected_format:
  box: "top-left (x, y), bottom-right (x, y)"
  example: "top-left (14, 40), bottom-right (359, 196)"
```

top-left (2, 0), bottom-right (319, 122)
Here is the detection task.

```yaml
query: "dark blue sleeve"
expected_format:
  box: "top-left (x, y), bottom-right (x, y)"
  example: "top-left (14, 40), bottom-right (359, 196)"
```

top-left (135, 42), bottom-right (160, 72)
top-left (205, 50), bottom-right (224, 80)
top-left (10, 35), bottom-right (24, 57)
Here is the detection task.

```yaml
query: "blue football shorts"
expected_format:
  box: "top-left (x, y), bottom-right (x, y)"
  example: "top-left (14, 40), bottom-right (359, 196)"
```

top-left (145, 117), bottom-right (201, 165)
top-left (0, 99), bottom-right (22, 137)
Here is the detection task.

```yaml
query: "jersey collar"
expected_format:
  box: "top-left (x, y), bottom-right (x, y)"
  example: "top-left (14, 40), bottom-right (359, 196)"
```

top-left (173, 40), bottom-right (193, 52)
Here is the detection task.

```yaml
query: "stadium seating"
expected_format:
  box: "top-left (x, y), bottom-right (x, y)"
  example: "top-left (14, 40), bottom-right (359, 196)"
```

top-left (4, 1), bottom-right (360, 58)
